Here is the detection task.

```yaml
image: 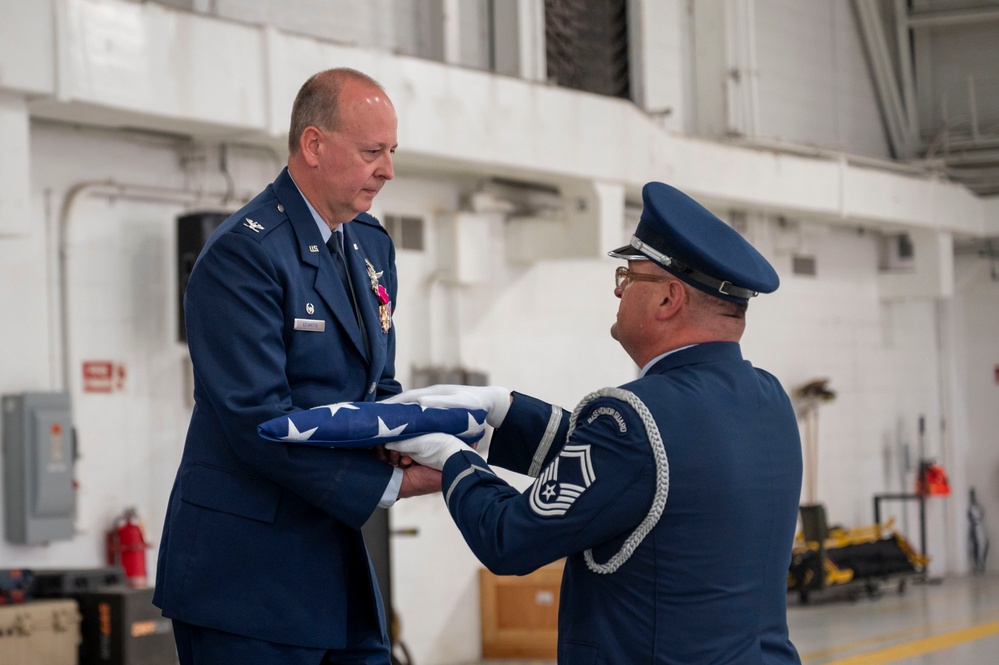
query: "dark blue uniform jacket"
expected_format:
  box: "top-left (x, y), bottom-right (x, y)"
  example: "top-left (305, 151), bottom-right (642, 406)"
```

top-left (442, 342), bottom-right (803, 664)
top-left (153, 168), bottom-right (401, 649)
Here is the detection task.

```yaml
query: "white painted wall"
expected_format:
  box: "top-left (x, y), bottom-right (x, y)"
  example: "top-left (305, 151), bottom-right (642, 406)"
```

top-left (688, 0), bottom-right (888, 156)
top-left (1, 1), bottom-right (999, 664)
top-left (192, 0), bottom-right (443, 60)
top-left (951, 255), bottom-right (999, 572)
top-left (1, 123), bottom-right (272, 569)
top-left (753, 0), bottom-right (890, 156)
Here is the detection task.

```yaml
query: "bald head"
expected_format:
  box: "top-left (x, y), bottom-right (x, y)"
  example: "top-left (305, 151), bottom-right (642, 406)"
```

top-left (288, 68), bottom-right (387, 155)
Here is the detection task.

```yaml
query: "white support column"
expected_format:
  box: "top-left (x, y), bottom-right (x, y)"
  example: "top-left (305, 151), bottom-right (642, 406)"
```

top-left (935, 294), bottom-right (968, 574)
top-left (0, 93), bottom-right (31, 236)
top-left (690, 0), bottom-right (728, 138)
top-left (0, 0), bottom-right (55, 96)
top-left (878, 230), bottom-right (955, 300)
top-left (438, 212), bottom-right (493, 285)
top-left (628, 0), bottom-right (686, 132)
top-left (691, 0), bottom-right (759, 138)
top-left (441, 0), bottom-right (463, 66)
top-left (515, 0), bottom-right (546, 82)
top-left (492, 0), bottom-right (546, 81)
top-left (724, 0), bottom-right (760, 137)
top-left (505, 180), bottom-right (625, 263)
top-left (424, 211), bottom-right (498, 371)
top-left (590, 180), bottom-right (627, 256)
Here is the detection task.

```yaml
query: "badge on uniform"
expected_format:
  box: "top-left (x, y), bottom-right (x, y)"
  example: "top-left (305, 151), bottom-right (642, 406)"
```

top-left (364, 259), bottom-right (392, 333)
top-left (294, 318), bottom-right (325, 332)
top-left (529, 444), bottom-right (596, 517)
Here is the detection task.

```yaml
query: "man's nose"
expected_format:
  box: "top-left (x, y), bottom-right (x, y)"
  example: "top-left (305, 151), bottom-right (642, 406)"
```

top-left (377, 154), bottom-right (394, 180)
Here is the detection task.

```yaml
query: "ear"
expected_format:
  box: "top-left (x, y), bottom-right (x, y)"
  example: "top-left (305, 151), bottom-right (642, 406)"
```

top-left (654, 280), bottom-right (686, 321)
top-left (299, 126), bottom-right (324, 167)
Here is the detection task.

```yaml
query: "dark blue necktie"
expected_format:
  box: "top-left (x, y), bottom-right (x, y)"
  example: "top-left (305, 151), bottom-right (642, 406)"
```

top-left (327, 231), bottom-right (368, 354)
top-left (327, 231), bottom-right (351, 293)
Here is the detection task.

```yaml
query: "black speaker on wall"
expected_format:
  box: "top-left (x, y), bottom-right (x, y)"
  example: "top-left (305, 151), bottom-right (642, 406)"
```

top-left (176, 211), bottom-right (230, 342)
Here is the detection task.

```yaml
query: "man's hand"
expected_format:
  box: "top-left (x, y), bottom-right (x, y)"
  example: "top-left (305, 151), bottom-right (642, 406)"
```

top-left (386, 432), bottom-right (481, 470)
top-left (373, 444), bottom-right (413, 469)
top-left (381, 384), bottom-right (512, 427)
top-left (399, 464), bottom-right (442, 498)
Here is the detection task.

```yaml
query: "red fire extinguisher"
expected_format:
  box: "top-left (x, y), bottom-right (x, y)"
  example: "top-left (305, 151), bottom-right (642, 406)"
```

top-left (107, 508), bottom-right (149, 588)
top-left (916, 459), bottom-right (951, 497)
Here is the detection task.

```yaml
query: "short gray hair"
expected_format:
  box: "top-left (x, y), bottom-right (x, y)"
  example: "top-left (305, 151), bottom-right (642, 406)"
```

top-left (288, 68), bottom-right (385, 154)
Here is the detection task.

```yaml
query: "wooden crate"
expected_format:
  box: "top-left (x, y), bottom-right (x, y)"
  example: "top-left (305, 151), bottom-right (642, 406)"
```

top-left (480, 560), bottom-right (564, 659)
top-left (0, 599), bottom-right (81, 665)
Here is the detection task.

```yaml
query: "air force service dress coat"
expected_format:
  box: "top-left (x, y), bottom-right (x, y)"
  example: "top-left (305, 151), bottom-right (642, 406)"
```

top-left (153, 168), bottom-right (401, 649)
top-left (441, 343), bottom-right (803, 664)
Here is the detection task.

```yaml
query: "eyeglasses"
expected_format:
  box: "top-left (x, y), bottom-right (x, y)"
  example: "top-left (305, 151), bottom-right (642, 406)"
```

top-left (615, 266), bottom-right (673, 289)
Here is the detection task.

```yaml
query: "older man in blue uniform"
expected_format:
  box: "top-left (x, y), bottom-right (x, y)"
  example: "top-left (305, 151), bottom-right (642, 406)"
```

top-left (387, 183), bottom-right (803, 664)
top-left (153, 69), bottom-right (440, 665)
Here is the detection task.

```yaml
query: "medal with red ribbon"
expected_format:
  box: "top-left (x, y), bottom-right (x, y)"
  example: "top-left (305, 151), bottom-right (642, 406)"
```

top-left (365, 259), bottom-right (392, 332)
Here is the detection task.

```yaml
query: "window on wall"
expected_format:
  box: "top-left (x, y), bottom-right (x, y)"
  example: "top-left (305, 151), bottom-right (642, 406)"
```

top-left (545, 0), bottom-right (630, 98)
top-left (383, 214), bottom-right (426, 251)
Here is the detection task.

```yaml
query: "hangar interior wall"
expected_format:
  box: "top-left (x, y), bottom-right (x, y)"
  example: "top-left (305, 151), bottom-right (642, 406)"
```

top-left (2, 121), bottom-right (993, 663)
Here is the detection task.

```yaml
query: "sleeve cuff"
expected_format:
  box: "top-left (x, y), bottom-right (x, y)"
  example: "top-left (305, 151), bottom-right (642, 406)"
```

top-left (377, 466), bottom-right (404, 509)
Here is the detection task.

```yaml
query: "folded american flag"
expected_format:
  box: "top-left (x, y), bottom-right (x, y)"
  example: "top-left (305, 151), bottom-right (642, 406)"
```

top-left (257, 401), bottom-right (487, 448)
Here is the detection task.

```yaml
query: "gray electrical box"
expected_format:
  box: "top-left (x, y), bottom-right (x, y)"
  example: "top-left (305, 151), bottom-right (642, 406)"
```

top-left (2, 392), bottom-right (76, 544)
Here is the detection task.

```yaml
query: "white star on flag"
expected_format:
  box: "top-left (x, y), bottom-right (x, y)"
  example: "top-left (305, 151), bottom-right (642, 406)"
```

top-left (376, 417), bottom-right (408, 438)
top-left (316, 402), bottom-right (361, 417)
top-left (392, 400), bottom-right (432, 411)
top-left (281, 419), bottom-right (318, 441)
top-left (258, 402), bottom-right (489, 448)
top-left (458, 413), bottom-right (487, 439)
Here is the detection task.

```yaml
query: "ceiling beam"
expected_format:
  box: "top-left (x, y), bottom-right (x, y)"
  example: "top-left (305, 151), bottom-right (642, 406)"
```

top-left (907, 5), bottom-right (999, 29)
top-left (853, 0), bottom-right (919, 159)
top-left (894, 0), bottom-right (920, 150)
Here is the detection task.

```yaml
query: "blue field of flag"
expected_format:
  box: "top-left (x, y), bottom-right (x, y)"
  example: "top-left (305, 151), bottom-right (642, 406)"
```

top-left (258, 401), bottom-right (488, 448)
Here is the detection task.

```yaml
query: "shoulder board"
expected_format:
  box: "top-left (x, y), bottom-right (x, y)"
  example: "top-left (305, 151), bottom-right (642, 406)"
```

top-left (352, 212), bottom-right (389, 235)
top-left (230, 203), bottom-right (288, 241)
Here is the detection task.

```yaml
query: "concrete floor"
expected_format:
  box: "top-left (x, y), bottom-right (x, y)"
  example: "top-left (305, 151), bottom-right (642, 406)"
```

top-left (470, 573), bottom-right (999, 665)
top-left (789, 573), bottom-right (999, 664)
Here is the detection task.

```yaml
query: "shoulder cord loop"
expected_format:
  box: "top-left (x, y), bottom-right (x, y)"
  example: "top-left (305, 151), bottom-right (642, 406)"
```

top-left (566, 387), bottom-right (670, 575)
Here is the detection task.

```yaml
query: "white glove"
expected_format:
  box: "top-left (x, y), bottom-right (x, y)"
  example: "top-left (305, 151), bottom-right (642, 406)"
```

top-left (385, 433), bottom-right (480, 471)
top-left (382, 384), bottom-right (512, 427)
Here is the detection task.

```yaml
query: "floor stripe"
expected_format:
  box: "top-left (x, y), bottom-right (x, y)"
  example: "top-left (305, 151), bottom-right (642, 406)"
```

top-left (824, 619), bottom-right (999, 665)
top-left (799, 609), bottom-right (999, 662)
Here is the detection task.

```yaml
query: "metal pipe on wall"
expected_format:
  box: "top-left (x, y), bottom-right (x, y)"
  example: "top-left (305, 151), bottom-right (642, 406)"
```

top-left (55, 180), bottom-right (244, 394)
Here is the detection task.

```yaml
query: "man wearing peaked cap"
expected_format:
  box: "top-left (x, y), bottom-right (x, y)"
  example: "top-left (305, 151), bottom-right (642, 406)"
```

top-left (383, 183), bottom-right (803, 663)
top-left (608, 181), bottom-right (779, 303)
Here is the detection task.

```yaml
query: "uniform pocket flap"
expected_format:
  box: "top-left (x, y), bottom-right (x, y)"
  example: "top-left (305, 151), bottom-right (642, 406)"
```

top-left (181, 463), bottom-right (280, 523)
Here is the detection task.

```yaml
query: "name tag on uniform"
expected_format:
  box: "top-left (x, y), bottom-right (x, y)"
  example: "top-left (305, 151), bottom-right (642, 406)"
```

top-left (294, 318), bottom-right (325, 332)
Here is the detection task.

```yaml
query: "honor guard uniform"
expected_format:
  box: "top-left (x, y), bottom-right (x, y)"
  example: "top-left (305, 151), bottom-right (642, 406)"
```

top-left (392, 183), bottom-right (803, 664)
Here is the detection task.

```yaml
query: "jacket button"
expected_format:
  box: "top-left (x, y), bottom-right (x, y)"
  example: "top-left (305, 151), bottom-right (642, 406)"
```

top-left (277, 204), bottom-right (285, 213)
top-left (368, 383), bottom-right (376, 394)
